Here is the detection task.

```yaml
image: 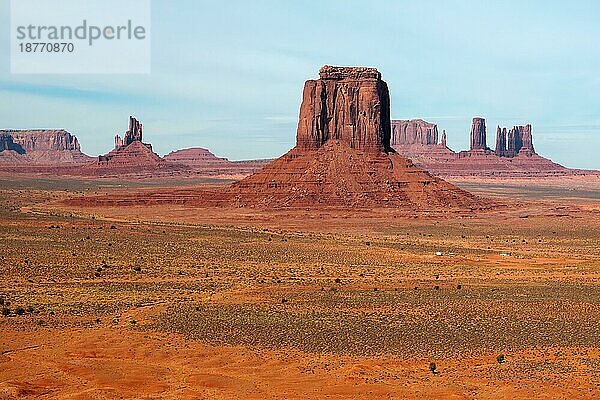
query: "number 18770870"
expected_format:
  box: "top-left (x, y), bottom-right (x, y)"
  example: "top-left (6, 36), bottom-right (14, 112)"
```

top-left (19, 42), bottom-right (74, 52)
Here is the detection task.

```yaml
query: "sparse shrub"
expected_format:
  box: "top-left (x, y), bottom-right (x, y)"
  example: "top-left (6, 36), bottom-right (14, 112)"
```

top-left (0, 296), bottom-right (4, 306)
top-left (110, 225), bottom-right (117, 229)
top-left (281, 298), bottom-right (288, 303)
top-left (457, 284), bottom-right (462, 290)
top-left (497, 354), bottom-right (505, 364)
top-left (335, 278), bottom-right (341, 284)
top-left (26, 306), bottom-right (34, 314)
top-left (434, 285), bottom-right (440, 290)
top-left (15, 307), bottom-right (25, 316)
top-left (365, 241), bottom-right (371, 246)
top-left (429, 362), bottom-right (437, 374)
top-left (134, 266), bottom-right (142, 272)
top-left (2, 307), bottom-right (10, 316)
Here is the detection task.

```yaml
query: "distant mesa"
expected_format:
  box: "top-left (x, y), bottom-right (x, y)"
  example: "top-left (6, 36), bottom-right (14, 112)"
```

top-left (391, 117), bottom-right (570, 177)
top-left (391, 119), bottom-right (439, 146)
top-left (0, 129), bottom-right (93, 165)
top-left (164, 147), bottom-right (270, 177)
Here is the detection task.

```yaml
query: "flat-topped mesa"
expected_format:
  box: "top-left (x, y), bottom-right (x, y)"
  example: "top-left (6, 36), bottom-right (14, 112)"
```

top-left (0, 129), bottom-right (82, 152)
top-left (391, 119), bottom-right (439, 146)
top-left (296, 65), bottom-right (391, 153)
top-left (469, 117), bottom-right (487, 150)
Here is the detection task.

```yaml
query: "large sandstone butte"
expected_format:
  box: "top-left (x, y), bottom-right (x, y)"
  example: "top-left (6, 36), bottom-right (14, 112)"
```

top-left (296, 66), bottom-right (391, 152)
top-left (0, 129), bottom-right (93, 165)
top-left (229, 66), bottom-right (484, 210)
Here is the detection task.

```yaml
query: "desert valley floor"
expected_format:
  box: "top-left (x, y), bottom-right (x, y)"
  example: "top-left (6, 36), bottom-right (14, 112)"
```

top-left (1, 174), bottom-right (600, 399)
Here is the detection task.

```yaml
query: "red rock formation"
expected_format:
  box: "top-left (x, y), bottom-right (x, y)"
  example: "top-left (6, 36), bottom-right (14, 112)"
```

top-left (495, 126), bottom-right (507, 157)
top-left (124, 116), bottom-right (143, 145)
top-left (441, 130), bottom-right (447, 148)
top-left (391, 119), bottom-right (439, 145)
top-left (470, 117), bottom-right (487, 150)
top-left (495, 124), bottom-right (535, 157)
top-left (296, 66), bottom-right (391, 153)
top-left (74, 116), bottom-right (188, 177)
top-left (519, 124), bottom-right (534, 155)
top-left (228, 66), bottom-right (485, 210)
top-left (392, 120), bottom-right (568, 177)
top-left (163, 148), bottom-right (269, 177)
top-left (0, 129), bottom-right (92, 165)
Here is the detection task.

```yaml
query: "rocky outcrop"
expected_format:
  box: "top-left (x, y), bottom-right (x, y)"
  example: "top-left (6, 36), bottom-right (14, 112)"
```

top-left (391, 119), bottom-right (439, 145)
top-left (74, 116), bottom-right (188, 177)
top-left (163, 148), bottom-right (269, 178)
top-left (495, 126), bottom-right (507, 157)
top-left (393, 119), bottom-right (568, 177)
top-left (296, 65), bottom-right (391, 153)
top-left (496, 124), bottom-right (535, 157)
top-left (0, 129), bottom-right (92, 164)
top-left (441, 130), bottom-right (447, 148)
top-left (229, 66), bottom-right (485, 210)
top-left (469, 117), bottom-right (487, 150)
top-left (114, 116), bottom-right (143, 150)
top-left (0, 133), bottom-right (24, 153)
top-left (1, 129), bottom-right (82, 152)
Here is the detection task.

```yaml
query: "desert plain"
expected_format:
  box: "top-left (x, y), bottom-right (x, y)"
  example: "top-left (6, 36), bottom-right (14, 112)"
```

top-left (0, 173), bottom-right (599, 399)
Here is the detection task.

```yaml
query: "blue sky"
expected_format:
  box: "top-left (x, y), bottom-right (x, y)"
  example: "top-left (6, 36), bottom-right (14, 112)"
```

top-left (1, 0), bottom-right (599, 169)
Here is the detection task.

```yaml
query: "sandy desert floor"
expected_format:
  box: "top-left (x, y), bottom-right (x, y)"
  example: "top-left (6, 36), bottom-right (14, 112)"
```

top-left (1, 175), bottom-right (600, 399)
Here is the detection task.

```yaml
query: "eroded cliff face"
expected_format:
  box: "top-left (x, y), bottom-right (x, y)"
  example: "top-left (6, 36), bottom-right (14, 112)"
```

top-left (230, 66), bottom-right (485, 210)
top-left (470, 117), bottom-right (487, 150)
top-left (0, 129), bottom-right (92, 164)
top-left (391, 119), bottom-right (439, 146)
top-left (496, 124), bottom-right (535, 157)
top-left (296, 66), bottom-right (391, 153)
top-left (0, 130), bottom-right (81, 152)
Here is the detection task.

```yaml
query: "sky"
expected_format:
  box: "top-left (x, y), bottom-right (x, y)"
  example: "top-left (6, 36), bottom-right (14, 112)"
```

top-left (0, 0), bottom-right (599, 169)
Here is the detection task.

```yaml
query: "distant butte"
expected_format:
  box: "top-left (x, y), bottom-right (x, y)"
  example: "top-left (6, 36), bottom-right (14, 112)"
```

top-left (390, 117), bottom-right (571, 177)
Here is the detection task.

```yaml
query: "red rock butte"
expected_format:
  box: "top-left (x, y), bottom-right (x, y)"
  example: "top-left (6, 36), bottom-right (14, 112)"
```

top-left (390, 117), bottom-right (572, 177)
top-left (229, 66), bottom-right (486, 210)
